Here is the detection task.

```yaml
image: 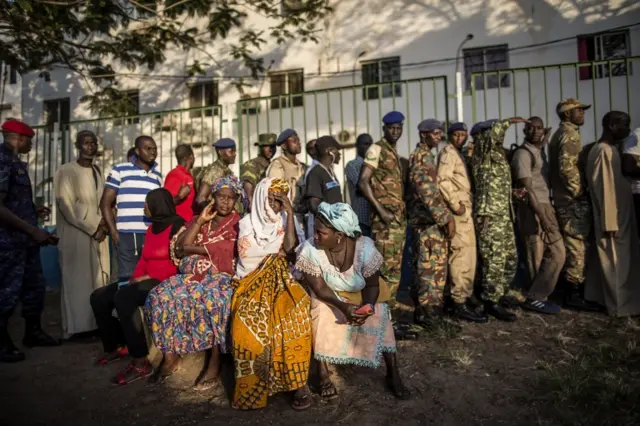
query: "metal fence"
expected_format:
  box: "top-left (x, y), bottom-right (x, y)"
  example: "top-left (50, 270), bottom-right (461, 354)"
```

top-left (469, 56), bottom-right (640, 145)
top-left (26, 106), bottom-right (225, 225)
top-left (236, 76), bottom-right (450, 163)
top-left (23, 57), bottom-right (639, 225)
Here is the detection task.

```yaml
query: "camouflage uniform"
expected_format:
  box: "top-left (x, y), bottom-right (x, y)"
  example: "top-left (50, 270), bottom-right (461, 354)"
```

top-left (240, 133), bottom-right (277, 189)
top-left (408, 142), bottom-right (453, 306)
top-left (471, 120), bottom-right (518, 303)
top-left (197, 158), bottom-right (244, 214)
top-left (0, 145), bottom-right (45, 325)
top-left (549, 120), bottom-right (592, 286)
top-left (363, 138), bottom-right (406, 297)
top-left (240, 156), bottom-right (270, 188)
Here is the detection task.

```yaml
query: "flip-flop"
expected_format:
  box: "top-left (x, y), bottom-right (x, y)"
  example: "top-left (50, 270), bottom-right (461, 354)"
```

top-left (96, 347), bottom-right (129, 365)
top-left (319, 380), bottom-right (339, 400)
top-left (193, 377), bottom-right (221, 392)
top-left (291, 388), bottom-right (312, 411)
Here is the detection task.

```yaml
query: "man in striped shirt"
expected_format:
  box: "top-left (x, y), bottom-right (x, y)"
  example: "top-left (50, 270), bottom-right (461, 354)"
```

top-left (100, 136), bottom-right (162, 283)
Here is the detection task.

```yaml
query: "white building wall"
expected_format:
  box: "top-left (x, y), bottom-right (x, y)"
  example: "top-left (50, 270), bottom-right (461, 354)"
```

top-left (16, 0), bottom-right (640, 214)
top-left (0, 63), bottom-right (22, 120)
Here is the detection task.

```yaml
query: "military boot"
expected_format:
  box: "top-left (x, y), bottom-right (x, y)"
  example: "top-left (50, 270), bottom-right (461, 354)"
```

top-left (23, 317), bottom-right (61, 348)
top-left (0, 323), bottom-right (25, 363)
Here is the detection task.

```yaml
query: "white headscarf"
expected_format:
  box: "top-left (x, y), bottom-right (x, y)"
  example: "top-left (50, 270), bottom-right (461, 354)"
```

top-left (235, 177), bottom-right (287, 278)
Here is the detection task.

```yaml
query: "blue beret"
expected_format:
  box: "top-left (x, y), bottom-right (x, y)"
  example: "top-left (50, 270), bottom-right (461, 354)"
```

top-left (213, 138), bottom-right (236, 149)
top-left (277, 128), bottom-right (297, 145)
top-left (382, 111), bottom-right (405, 125)
top-left (470, 120), bottom-right (497, 136)
top-left (417, 119), bottom-right (443, 132)
top-left (447, 122), bottom-right (468, 135)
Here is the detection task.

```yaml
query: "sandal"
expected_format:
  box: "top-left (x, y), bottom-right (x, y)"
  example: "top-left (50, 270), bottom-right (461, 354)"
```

top-left (111, 362), bottom-right (153, 386)
top-left (386, 376), bottom-right (411, 400)
top-left (96, 347), bottom-right (129, 365)
top-left (291, 387), bottom-right (312, 411)
top-left (319, 380), bottom-right (339, 400)
top-left (194, 377), bottom-right (221, 392)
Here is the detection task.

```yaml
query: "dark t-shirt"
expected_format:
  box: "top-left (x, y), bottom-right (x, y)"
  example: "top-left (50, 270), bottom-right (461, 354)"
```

top-left (305, 165), bottom-right (343, 205)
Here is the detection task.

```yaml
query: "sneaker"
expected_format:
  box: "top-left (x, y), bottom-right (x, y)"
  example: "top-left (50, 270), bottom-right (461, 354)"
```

top-left (522, 298), bottom-right (562, 314)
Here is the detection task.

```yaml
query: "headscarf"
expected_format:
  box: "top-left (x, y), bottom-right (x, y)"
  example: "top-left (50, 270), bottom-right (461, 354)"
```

top-left (236, 177), bottom-right (290, 278)
top-left (211, 175), bottom-right (244, 197)
top-left (317, 202), bottom-right (361, 238)
top-left (145, 188), bottom-right (185, 237)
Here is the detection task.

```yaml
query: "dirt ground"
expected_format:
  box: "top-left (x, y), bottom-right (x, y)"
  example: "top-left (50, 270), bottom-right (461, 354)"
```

top-left (1, 292), bottom-right (638, 426)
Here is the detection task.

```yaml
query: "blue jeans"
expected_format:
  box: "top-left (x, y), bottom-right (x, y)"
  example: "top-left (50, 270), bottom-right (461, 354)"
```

top-left (116, 233), bottom-right (145, 282)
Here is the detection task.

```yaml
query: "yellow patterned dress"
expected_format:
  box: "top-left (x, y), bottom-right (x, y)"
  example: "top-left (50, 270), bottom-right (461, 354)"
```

top-left (230, 254), bottom-right (312, 410)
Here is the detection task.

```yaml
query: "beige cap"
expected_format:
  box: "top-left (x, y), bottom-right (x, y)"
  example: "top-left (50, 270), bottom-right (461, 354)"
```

top-left (556, 98), bottom-right (591, 115)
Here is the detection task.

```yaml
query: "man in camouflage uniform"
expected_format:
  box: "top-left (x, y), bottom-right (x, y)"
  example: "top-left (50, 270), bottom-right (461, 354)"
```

top-left (548, 98), bottom-right (600, 311)
top-left (359, 111), bottom-right (407, 300)
top-left (240, 133), bottom-right (276, 209)
top-left (195, 138), bottom-right (243, 214)
top-left (472, 118), bottom-right (528, 321)
top-left (409, 119), bottom-right (483, 324)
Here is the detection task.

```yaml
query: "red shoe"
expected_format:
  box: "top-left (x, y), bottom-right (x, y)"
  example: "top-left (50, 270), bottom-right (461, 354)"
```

top-left (96, 347), bottom-right (129, 365)
top-left (112, 361), bottom-right (153, 386)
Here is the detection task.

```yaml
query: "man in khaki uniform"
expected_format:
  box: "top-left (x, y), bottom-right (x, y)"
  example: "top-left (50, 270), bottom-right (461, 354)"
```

top-left (512, 117), bottom-right (565, 314)
top-left (266, 128), bottom-right (306, 241)
top-left (548, 99), bottom-right (600, 311)
top-left (437, 122), bottom-right (486, 322)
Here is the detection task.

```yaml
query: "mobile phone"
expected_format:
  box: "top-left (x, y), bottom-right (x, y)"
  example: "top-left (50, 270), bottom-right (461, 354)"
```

top-left (354, 304), bottom-right (374, 316)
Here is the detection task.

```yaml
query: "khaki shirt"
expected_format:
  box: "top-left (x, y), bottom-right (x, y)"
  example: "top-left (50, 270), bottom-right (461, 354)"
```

top-left (437, 143), bottom-right (473, 210)
top-left (266, 155), bottom-right (305, 201)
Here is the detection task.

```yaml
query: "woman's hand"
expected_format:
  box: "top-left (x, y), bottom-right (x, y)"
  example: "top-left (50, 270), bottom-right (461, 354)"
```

top-left (274, 192), bottom-right (293, 215)
top-left (198, 199), bottom-right (216, 223)
top-left (340, 303), bottom-right (369, 326)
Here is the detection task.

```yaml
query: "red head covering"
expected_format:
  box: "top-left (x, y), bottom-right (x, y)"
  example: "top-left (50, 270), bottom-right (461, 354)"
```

top-left (1, 120), bottom-right (35, 137)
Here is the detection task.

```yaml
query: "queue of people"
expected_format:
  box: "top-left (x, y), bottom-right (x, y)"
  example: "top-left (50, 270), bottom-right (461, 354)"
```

top-left (0, 98), bottom-right (638, 409)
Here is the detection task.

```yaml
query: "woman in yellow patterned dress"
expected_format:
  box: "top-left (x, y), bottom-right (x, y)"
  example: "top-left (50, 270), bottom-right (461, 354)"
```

top-left (230, 177), bottom-right (312, 410)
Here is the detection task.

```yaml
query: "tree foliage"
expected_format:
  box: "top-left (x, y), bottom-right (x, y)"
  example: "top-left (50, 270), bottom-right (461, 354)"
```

top-left (0, 0), bottom-right (331, 115)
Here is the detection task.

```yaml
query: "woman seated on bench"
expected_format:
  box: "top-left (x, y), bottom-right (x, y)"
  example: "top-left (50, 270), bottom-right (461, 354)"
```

top-left (90, 188), bottom-right (183, 385)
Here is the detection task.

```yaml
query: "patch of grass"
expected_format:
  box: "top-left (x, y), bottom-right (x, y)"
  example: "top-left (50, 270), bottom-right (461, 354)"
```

top-left (436, 347), bottom-right (474, 369)
top-left (418, 317), bottom-right (462, 340)
top-left (536, 341), bottom-right (640, 426)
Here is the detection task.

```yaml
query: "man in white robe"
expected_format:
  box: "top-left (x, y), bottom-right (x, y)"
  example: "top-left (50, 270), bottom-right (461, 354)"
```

top-left (54, 131), bottom-right (110, 338)
top-left (586, 111), bottom-right (640, 317)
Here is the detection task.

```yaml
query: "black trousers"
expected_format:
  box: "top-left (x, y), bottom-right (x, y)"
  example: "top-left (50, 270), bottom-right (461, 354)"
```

top-left (89, 279), bottom-right (159, 358)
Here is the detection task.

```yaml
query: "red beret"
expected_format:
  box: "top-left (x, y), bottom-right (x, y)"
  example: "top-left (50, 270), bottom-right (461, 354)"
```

top-left (1, 120), bottom-right (35, 137)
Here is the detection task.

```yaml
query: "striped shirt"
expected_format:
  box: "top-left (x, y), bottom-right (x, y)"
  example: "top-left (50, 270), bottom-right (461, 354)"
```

top-left (105, 160), bottom-right (163, 233)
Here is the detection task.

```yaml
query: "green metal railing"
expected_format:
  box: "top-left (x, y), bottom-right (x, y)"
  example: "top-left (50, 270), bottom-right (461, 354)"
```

top-left (26, 105), bottom-right (225, 221)
top-left (470, 57), bottom-right (639, 144)
top-left (235, 76), bottom-right (450, 163)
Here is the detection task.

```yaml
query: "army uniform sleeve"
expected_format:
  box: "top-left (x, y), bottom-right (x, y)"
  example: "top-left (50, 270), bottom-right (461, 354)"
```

top-left (473, 137), bottom-right (492, 217)
top-left (410, 149), bottom-right (452, 227)
top-left (201, 164), bottom-right (220, 186)
top-left (488, 119), bottom-right (512, 147)
top-left (558, 132), bottom-right (584, 198)
top-left (240, 160), bottom-right (257, 186)
top-left (0, 157), bottom-right (10, 194)
top-left (266, 159), bottom-right (285, 180)
top-left (363, 144), bottom-right (382, 169)
top-left (437, 147), bottom-right (460, 211)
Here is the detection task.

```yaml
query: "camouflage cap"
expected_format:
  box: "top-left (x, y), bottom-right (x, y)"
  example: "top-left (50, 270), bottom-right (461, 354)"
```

top-left (254, 133), bottom-right (277, 147)
top-left (557, 98), bottom-right (591, 115)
